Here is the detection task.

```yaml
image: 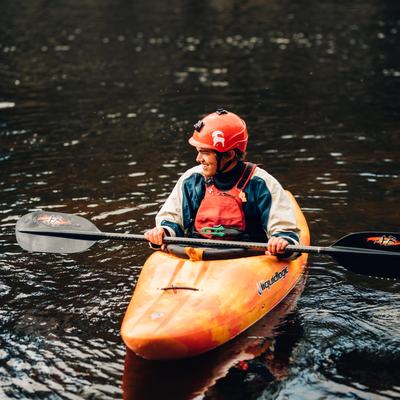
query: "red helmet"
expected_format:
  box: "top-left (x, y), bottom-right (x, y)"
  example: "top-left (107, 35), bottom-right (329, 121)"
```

top-left (188, 109), bottom-right (248, 153)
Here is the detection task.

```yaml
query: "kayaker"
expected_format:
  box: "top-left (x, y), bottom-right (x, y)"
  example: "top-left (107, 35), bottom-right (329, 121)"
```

top-left (144, 109), bottom-right (300, 257)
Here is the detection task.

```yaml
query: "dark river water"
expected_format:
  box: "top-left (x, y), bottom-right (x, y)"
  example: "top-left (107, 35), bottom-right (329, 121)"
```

top-left (1, 0), bottom-right (399, 399)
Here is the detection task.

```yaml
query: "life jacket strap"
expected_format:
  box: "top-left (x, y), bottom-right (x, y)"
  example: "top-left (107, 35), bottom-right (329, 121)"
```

top-left (236, 162), bottom-right (257, 190)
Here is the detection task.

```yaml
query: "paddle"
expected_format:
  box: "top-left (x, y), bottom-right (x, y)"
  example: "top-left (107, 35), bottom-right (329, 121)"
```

top-left (15, 211), bottom-right (400, 279)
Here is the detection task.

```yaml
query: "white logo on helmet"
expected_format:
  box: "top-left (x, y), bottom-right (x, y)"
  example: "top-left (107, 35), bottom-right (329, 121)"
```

top-left (212, 131), bottom-right (225, 147)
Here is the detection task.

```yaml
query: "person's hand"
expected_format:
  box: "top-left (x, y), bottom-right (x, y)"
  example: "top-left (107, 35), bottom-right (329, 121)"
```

top-left (144, 227), bottom-right (165, 246)
top-left (266, 236), bottom-right (289, 256)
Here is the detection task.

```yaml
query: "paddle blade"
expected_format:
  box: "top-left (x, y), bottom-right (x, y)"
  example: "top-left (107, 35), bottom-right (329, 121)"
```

top-left (333, 232), bottom-right (400, 279)
top-left (334, 232), bottom-right (400, 253)
top-left (16, 211), bottom-right (100, 253)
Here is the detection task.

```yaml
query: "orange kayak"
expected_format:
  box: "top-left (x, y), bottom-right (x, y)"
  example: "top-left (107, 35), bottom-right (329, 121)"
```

top-left (121, 192), bottom-right (310, 360)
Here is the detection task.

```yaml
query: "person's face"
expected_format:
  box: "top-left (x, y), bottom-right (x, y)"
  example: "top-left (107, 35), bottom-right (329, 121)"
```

top-left (196, 148), bottom-right (218, 176)
top-left (195, 148), bottom-right (236, 176)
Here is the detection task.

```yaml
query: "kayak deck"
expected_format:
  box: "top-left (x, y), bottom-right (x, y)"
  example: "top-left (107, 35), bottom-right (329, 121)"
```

top-left (121, 192), bottom-right (310, 359)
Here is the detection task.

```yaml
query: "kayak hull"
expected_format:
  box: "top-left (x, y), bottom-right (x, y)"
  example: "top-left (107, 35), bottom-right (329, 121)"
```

top-left (121, 192), bottom-right (310, 360)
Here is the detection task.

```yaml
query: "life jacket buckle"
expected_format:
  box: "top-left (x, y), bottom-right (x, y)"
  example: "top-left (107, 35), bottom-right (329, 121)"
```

top-left (200, 225), bottom-right (225, 237)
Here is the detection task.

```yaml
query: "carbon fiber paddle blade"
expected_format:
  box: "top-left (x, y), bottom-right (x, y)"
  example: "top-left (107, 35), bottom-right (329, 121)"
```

top-left (16, 211), bottom-right (100, 253)
top-left (333, 232), bottom-right (400, 279)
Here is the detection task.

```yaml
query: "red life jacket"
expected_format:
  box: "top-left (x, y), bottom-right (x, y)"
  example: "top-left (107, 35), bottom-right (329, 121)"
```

top-left (194, 162), bottom-right (257, 238)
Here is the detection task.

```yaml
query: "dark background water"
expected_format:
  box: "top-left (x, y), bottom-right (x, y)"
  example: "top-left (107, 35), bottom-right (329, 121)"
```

top-left (1, 0), bottom-right (399, 399)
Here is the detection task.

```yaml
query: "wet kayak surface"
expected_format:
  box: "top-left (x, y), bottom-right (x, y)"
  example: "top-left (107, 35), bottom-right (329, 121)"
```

top-left (1, 0), bottom-right (399, 399)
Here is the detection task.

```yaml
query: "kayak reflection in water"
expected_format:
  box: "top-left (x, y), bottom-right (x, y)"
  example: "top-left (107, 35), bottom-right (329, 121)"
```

top-left (145, 109), bottom-right (300, 258)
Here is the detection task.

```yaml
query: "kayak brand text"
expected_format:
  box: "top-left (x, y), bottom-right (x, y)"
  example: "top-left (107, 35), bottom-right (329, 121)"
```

top-left (257, 267), bottom-right (289, 295)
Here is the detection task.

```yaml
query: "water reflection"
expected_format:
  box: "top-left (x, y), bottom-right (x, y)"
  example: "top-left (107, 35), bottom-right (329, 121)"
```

top-left (332, 349), bottom-right (400, 394)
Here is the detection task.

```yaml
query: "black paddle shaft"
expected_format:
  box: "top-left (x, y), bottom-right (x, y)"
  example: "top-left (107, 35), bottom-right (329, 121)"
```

top-left (16, 228), bottom-right (397, 253)
top-left (15, 211), bottom-right (400, 279)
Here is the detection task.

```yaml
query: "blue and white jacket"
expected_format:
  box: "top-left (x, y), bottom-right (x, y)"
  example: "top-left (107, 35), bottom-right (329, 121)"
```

top-left (155, 163), bottom-right (300, 245)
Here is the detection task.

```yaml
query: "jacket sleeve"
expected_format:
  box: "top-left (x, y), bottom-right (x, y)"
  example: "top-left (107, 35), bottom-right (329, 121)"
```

top-left (254, 169), bottom-right (300, 245)
top-left (155, 176), bottom-right (185, 237)
top-left (268, 184), bottom-right (300, 245)
top-left (155, 167), bottom-right (201, 237)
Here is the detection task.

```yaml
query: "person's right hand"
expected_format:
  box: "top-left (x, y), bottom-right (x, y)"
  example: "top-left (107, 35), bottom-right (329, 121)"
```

top-left (144, 227), bottom-right (165, 246)
top-left (265, 236), bottom-right (289, 256)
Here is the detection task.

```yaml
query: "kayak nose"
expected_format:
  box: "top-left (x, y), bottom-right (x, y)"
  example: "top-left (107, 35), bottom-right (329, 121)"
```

top-left (123, 335), bottom-right (189, 360)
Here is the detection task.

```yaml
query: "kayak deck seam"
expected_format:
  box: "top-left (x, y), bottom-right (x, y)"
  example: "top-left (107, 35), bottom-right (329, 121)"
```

top-left (160, 286), bottom-right (200, 291)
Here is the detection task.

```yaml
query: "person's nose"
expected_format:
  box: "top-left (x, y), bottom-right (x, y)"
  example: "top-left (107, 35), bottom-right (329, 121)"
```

top-left (196, 152), bottom-right (203, 163)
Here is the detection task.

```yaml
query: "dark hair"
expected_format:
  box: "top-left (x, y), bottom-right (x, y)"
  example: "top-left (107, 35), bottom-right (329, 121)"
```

top-left (216, 149), bottom-right (245, 161)
top-left (234, 149), bottom-right (245, 161)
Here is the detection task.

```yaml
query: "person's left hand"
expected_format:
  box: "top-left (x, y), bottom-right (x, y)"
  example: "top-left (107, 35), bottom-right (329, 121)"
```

top-left (144, 226), bottom-right (165, 246)
top-left (266, 236), bottom-right (289, 256)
